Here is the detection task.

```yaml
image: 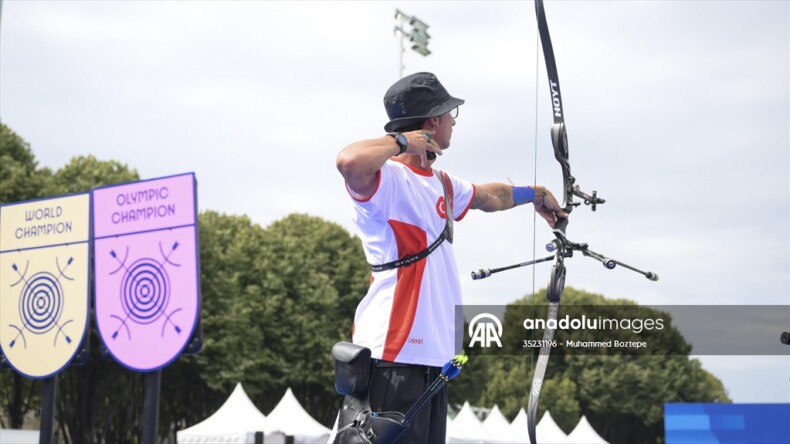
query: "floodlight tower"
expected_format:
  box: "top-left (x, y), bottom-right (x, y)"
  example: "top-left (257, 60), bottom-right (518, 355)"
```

top-left (394, 9), bottom-right (431, 78)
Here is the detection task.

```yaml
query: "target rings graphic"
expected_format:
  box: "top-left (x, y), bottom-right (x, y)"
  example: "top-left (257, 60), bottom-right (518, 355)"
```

top-left (120, 258), bottom-right (170, 325)
top-left (109, 243), bottom-right (183, 341)
top-left (19, 272), bottom-right (64, 334)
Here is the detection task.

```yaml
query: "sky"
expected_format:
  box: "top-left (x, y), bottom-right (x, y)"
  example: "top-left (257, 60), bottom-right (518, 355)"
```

top-left (1, 1), bottom-right (788, 405)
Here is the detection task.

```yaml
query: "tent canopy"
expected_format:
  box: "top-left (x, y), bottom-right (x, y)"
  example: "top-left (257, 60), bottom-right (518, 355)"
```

top-left (265, 387), bottom-right (330, 443)
top-left (177, 383), bottom-right (267, 444)
top-left (567, 416), bottom-right (609, 444)
top-left (535, 411), bottom-right (570, 444)
top-left (447, 401), bottom-right (488, 443)
top-left (482, 405), bottom-right (525, 444)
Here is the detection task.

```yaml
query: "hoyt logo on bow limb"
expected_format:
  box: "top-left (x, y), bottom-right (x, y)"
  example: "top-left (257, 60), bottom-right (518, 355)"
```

top-left (468, 313), bottom-right (503, 348)
top-left (550, 80), bottom-right (562, 118)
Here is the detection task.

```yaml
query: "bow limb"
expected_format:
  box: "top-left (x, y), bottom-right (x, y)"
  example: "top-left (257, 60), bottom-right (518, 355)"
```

top-left (527, 1), bottom-right (570, 442)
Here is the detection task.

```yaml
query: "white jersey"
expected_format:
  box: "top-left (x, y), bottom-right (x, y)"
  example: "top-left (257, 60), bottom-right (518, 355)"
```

top-left (346, 160), bottom-right (476, 367)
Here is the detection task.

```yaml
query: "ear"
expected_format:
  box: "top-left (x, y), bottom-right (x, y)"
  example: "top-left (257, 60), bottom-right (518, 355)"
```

top-left (423, 116), bottom-right (441, 130)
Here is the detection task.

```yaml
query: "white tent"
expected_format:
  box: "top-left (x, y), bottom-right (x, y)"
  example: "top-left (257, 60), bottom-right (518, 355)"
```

top-left (567, 416), bottom-right (608, 444)
top-left (535, 411), bottom-right (570, 444)
top-left (510, 408), bottom-right (531, 443)
top-left (265, 387), bottom-right (330, 444)
top-left (447, 401), bottom-right (488, 443)
top-left (446, 414), bottom-right (479, 444)
top-left (177, 382), bottom-right (268, 444)
top-left (481, 405), bottom-right (525, 443)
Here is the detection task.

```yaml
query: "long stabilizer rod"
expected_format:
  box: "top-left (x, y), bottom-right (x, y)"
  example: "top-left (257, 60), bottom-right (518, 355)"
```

top-left (471, 254), bottom-right (556, 280)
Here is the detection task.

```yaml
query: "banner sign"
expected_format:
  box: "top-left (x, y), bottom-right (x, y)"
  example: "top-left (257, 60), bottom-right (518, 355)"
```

top-left (93, 173), bottom-right (199, 372)
top-left (0, 193), bottom-right (91, 379)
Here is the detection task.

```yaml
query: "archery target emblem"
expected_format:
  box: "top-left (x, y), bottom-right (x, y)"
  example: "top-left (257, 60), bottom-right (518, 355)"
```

top-left (121, 258), bottom-right (171, 326)
top-left (10, 265), bottom-right (72, 349)
top-left (20, 272), bottom-right (64, 335)
top-left (108, 243), bottom-right (183, 341)
top-left (0, 193), bottom-right (90, 379)
top-left (93, 173), bottom-right (199, 372)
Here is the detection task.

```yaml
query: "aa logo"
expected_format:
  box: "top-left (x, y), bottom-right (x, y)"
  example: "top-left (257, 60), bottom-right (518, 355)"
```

top-left (468, 313), bottom-right (503, 348)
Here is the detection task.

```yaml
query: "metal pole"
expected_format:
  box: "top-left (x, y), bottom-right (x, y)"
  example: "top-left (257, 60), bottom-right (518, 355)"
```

top-left (399, 31), bottom-right (405, 78)
top-left (397, 13), bottom-right (406, 78)
top-left (141, 371), bottom-right (162, 444)
top-left (39, 376), bottom-right (56, 444)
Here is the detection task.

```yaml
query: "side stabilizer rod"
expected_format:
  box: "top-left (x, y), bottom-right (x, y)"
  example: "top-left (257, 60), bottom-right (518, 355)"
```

top-left (581, 247), bottom-right (658, 281)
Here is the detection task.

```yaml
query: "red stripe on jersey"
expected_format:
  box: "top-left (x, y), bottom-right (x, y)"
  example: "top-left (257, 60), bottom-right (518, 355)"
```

top-left (382, 220), bottom-right (427, 361)
top-left (400, 161), bottom-right (434, 177)
top-left (457, 184), bottom-right (477, 221)
top-left (345, 170), bottom-right (382, 202)
top-left (439, 171), bottom-right (455, 220)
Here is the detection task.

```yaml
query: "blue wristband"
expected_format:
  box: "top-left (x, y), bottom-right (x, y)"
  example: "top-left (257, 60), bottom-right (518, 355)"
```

top-left (512, 186), bottom-right (535, 206)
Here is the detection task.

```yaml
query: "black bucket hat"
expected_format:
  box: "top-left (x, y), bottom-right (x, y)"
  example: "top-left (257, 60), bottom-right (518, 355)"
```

top-left (383, 72), bottom-right (465, 133)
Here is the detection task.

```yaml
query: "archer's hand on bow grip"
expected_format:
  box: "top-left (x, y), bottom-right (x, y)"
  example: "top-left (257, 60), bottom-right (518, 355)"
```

top-left (532, 185), bottom-right (569, 229)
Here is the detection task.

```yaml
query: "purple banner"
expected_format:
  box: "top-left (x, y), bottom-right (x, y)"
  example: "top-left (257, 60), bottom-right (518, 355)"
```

top-left (92, 173), bottom-right (199, 372)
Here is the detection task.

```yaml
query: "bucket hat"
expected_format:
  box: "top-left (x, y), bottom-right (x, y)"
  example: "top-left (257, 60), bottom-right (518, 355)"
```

top-left (383, 72), bottom-right (464, 132)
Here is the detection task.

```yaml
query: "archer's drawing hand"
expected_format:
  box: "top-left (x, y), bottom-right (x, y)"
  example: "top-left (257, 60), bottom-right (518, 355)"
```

top-left (533, 186), bottom-right (569, 228)
top-left (403, 129), bottom-right (441, 168)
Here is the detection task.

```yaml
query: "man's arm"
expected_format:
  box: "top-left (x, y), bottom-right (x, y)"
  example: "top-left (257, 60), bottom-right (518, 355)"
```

top-left (472, 183), bottom-right (569, 228)
top-left (336, 136), bottom-right (401, 198)
top-left (336, 130), bottom-right (441, 199)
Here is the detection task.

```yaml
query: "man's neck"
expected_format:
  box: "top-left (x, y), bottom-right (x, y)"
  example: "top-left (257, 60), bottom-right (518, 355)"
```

top-left (393, 154), bottom-right (435, 171)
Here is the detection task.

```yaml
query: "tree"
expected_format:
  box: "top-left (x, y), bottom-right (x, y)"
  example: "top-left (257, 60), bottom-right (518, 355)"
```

top-left (255, 214), bottom-right (370, 425)
top-left (0, 123), bottom-right (49, 205)
top-left (41, 155), bottom-right (138, 196)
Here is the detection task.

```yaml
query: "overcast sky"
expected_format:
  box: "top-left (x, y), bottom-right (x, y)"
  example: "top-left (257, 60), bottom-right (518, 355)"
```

top-left (1, 1), bottom-right (788, 405)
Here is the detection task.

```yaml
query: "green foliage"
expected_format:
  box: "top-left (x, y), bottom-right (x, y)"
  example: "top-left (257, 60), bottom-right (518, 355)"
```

top-left (41, 155), bottom-right (138, 196)
top-left (0, 123), bottom-right (48, 205)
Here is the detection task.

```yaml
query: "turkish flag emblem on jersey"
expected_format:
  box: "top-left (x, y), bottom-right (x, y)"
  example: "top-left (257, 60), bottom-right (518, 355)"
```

top-left (436, 196), bottom-right (448, 219)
